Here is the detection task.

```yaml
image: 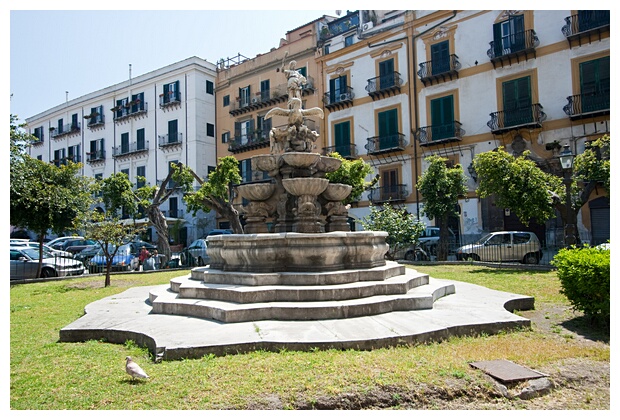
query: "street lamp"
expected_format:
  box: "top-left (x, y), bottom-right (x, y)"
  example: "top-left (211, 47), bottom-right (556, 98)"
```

top-left (559, 144), bottom-right (577, 246)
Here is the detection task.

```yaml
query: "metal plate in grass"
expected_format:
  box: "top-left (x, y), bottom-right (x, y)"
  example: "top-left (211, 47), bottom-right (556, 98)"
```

top-left (469, 359), bottom-right (547, 383)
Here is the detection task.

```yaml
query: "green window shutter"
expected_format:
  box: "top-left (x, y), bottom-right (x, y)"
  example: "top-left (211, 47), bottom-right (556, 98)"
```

top-left (136, 128), bottom-right (145, 149)
top-left (502, 76), bottom-right (532, 126)
top-left (431, 41), bottom-right (450, 74)
top-left (430, 95), bottom-right (454, 140)
top-left (493, 22), bottom-right (503, 56)
top-left (168, 120), bottom-right (178, 143)
top-left (334, 121), bottom-right (351, 155)
top-left (378, 59), bottom-right (395, 89)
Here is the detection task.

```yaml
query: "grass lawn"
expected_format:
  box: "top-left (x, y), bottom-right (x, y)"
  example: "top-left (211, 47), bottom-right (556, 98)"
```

top-left (10, 266), bottom-right (609, 410)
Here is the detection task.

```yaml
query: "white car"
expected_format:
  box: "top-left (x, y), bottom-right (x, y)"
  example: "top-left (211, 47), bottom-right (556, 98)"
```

top-left (10, 246), bottom-right (85, 279)
top-left (181, 239), bottom-right (210, 266)
top-left (456, 231), bottom-right (542, 264)
top-left (12, 241), bottom-right (75, 259)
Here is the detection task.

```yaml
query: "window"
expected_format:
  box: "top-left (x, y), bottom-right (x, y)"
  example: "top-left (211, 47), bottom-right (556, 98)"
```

top-left (379, 58), bottom-right (395, 89)
top-left (345, 34), bottom-right (354, 47)
top-left (430, 95), bottom-right (455, 141)
top-left (297, 67), bottom-right (307, 78)
top-left (164, 81), bottom-right (180, 103)
top-left (71, 113), bottom-right (79, 130)
top-left (577, 10), bottom-right (610, 32)
top-left (223, 95), bottom-right (230, 107)
top-left (207, 123), bottom-right (215, 137)
top-left (168, 120), bottom-right (178, 143)
top-left (502, 76), bottom-right (532, 126)
top-left (169, 197), bottom-right (178, 218)
top-left (88, 105), bottom-right (103, 125)
top-left (136, 166), bottom-right (146, 189)
top-left (580, 56), bottom-right (610, 113)
top-left (235, 119), bottom-right (254, 145)
top-left (324, 44), bottom-right (330, 55)
top-left (57, 118), bottom-right (64, 133)
top-left (206, 80), bottom-right (214, 95)
top-left (116, 98), bottom-right (129, 118)
top-left (33, 126), bottom-right (44, 142)
top-left (334, 121), bottom-right (351, 157)
top-left (121, 132), bottom-right (130, 154)
top-left (431, 41), bottom-right (450, 75)
top-left (67, 144), bottom-right (80, 163)
top-left (256, 114), bottom-right (271, 138)
top-left (221, 132), bottom-right (229, 143)
top-left (260, 80), bottom-right (270, 101)
top-left (378, 108), bottom-right (399, 149)
top-left (131, 92), bottom-right (144, 113)
top-left (167, 160), bottom-right (178, 189)
top-left (136, 128), bottom-right (145, 150)
top-left (493, 14), bottom-right (525, 56)
top-left (89, 138), bottom-right (104, 160)
top-left (329, 75), bottom-right (348, 102)
top-left (53, 148), bottom-right (65, 166)
top-left (239, 85), bottom-right (251, 107)
top-left (380, 168), bottom-right (399, 201)
top-left (239, 159), bottom-right (252, 183)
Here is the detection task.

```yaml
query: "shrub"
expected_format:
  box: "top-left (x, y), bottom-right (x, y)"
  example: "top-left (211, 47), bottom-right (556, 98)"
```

top-left (551, 245), bottom-right (610, 323)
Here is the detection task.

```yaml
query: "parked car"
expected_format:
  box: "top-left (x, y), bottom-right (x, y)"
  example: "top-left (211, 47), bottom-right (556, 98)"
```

top-left (12, 241), bottom-right (74, 259)
top-left (61, 238), bottom-right (98, 255)
top-left (456, 231), bottom-right (542, 264)
top-left (88, 244), bottom-right (139, 273)
top-left (74, 244), bottom-right (102, 264)
top-left (10, 246), bottom-right (85, 280)
top-left (125, 240), bottom-right (157, 255)
top-left (207, 229), bottom-right (233, 236)
top-left (180, 239), bottom-right (210, 266)
top-left (394, 227), bottom-right (456, 261)
top-left (46, 236), bottom-right (84, 250)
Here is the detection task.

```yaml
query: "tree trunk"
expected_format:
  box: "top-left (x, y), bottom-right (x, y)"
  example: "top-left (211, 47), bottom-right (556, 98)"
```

top-left (205, 196), bottom-right (244, 234)
top-left (148, 206), bottom-right (172, 260)
top-left (437, 214), bottom-right (450, 261)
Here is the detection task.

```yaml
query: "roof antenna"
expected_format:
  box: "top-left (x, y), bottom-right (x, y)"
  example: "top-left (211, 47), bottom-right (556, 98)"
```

top-left (129, 64), bottom-right (132, 84)
top-left (65, 91), bottom-right (69, 104)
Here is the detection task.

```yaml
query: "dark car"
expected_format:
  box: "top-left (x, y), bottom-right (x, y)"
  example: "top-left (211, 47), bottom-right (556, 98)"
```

top-left (62, 239), bottom-right (98, 255)
top-left (125, 241), bottom-right (157, 255)
top-left (74, 244), bottom-right (102, 264)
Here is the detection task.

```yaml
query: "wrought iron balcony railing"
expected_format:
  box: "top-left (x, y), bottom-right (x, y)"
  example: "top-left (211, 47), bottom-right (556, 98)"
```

top-left (86, 113), bottom-right (104, 128)
top-left (487, 104), bottom-right (546, 134)
top-left (487, 30), bottom-right (539, 65)
top-left (416, 121), bottom-right (465, 146)
top-left (158, 133), bottom-right (183, 148)
top-left (323, 87), bottom-right (354, 110)
top-left (562, 11), bottom-right (610, 37)
top-left (563, 90), bottom-right (610, 119)
top-left (417, 55), bottom-right (461, 86)
top-left (365, 133), bottom-right (407, 155)
top-left (52, 122), bottom-right (81, 138)
top-left (163, 209), bottom-right (184, 218)
top-left (112, 141), bottom-right (149, 157)
top-left (322, 143), bottom-right (358, 159)
top-left (86, 149), bottom-right (105, 163)
top-left (113, 101), bottom-right (148, 121)
top-left (159, 91), bottom-right (181, 108)
top-left (366, 72), bottom-right (403, 97)
top-left (228, 131), bottom-right (270, 153)
top-left (368, 184), bottom-right (408, 204)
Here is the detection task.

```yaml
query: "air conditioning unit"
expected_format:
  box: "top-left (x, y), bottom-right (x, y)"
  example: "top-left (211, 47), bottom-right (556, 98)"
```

top-left (251, 98), bottom-right (258, 104)
top-left (339, 93), bottom-right (348, 101)
top-left (362, 22), bottom-right (374, 31)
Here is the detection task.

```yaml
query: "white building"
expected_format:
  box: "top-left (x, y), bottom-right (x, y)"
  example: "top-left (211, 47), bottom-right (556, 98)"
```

top-left (25, 56), bottom-right (218, 245)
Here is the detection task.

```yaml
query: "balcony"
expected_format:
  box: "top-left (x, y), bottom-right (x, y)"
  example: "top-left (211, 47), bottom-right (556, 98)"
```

top-left (487, 30), bottom-right (539, 68)
top-left (416, 121), bottom-right (465, 146)
top-left (158, 133), bottom-right (183, 149)
top-left (365, 133), bottom-right (407, 155)
top-left (562, 11), bottom-right (610, 48)
top-left (368, 184), bottom-right (408, 204)
top-left (322, 143), bottom-right (358, 159)
top-left (229, 84), bottom-right (287, 116)
top-left (563, 90), bottom-right (610, 121)
top-left (86, 149), bottom-right (105, 163)
top-left (319, 12), bottom-right (359, 41)
top-left (487, 104), bottom-right (546, 134)
top-left (159, 91), bottom-right (181, 109)
top-left (417, 55), bottom-right (461, 87)
top-left (323, 87), bottom-right (354, 111)
top-left (112, 141), bottom-right (149, 158)
top-left (366, 72), bottom-right (403, 100)
top-left (228, 131), bottom-right (270, 154)
top-left (112, 101), bottom-right (148, 123)
top-left (162, 209), bottom-right (184, 218)
top-left (85, 113), bottom-right (105, 129)
top-left (51, 122), bottom-right (81, 139)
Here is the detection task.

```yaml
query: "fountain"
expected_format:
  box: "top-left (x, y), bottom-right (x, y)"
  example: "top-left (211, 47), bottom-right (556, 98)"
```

top-left (59, 60), bottom-right (535, 361)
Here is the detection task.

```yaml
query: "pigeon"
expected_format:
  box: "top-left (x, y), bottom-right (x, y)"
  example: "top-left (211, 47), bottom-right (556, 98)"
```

top-left (125, 356), bottom-right (149, 380)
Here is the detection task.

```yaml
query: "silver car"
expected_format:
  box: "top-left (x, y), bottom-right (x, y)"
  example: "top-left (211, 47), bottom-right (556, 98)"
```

top-left (10, 246), bottom-right (85, 280)
top-left (182, 239), bottom-right (210, 266)
top-left (456, 231), bottom-right (542, 264)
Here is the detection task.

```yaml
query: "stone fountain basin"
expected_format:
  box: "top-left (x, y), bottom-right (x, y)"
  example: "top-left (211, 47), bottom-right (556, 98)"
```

top-left (237, 182), bottom-right (275, 201)
top-left (322, 183), bottom-right (352, 201)
top-left (281, 152), bottom-right (321, 168)
top-left (207, 231), bottom-right (389, 273)
top-left (282, 177), bottom-right (328, 196)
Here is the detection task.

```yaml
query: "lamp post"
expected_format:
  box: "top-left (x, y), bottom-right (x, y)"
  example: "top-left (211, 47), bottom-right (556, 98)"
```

top-left (558, 144), bottom-right (576, 247)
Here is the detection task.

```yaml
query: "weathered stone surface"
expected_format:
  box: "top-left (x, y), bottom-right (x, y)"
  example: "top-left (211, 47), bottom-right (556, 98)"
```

top-left (517, 378), bottom-right (554, 400)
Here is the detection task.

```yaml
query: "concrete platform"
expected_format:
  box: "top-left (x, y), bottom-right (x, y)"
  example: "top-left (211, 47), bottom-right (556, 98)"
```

top-left (59, 276), bottom-right (535, 361)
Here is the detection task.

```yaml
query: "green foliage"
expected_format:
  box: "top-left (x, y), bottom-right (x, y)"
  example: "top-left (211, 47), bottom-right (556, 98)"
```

top-left (551, 245), bottom-right (610, 323)
top-left (10, 114), bottom-right (36, 163)
top-left (325, 153), bottom-right (377, 204)
top-left (100, 172), bottom-right (139, 218)
top-left (473, 147), bottom-right (562, 225)
top-left (573, 135), bottom-right (610, 196)
top-left (416, 155), bottom-right (467, 220)
top-left (360, 204), bottom-right (425, 260)
top-left (183, 156), bottom-right (242, 215)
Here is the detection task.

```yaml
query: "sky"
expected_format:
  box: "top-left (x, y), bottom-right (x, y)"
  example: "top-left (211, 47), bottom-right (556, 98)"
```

top-left (8, 3), bottom-right (345, 121)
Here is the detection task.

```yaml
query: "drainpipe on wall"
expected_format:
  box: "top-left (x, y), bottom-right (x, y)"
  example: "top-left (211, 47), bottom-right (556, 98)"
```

top-left (411, 11), bottom-right (457, 218)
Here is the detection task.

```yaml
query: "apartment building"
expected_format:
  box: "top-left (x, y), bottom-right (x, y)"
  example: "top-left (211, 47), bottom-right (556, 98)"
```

top-left (214, 16), bottom-right (334, 229)
top-left (26, 56), bottom-right (218, 245)
top-left (317, 10), bottom-right (610, 246)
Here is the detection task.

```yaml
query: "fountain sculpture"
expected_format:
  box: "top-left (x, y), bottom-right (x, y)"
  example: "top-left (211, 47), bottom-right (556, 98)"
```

top-left (59, 60), bottom-right (534, 361)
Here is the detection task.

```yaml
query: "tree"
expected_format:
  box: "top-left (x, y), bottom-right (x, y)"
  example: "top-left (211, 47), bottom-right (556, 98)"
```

top-left (360, 204), bottom-right (425, 260)
top-left (178, 156), bottom-right (244, 233)
top-left (325, 152), bottom-right (378, 204)
top-left (473, 137), bottom-right (610, 244)
top-left (416, 155), bottom-right (467, 261)
top-left (10, 115), bottom-right (94, 277)
top-left (82, 211), bottom-right (144, 287)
